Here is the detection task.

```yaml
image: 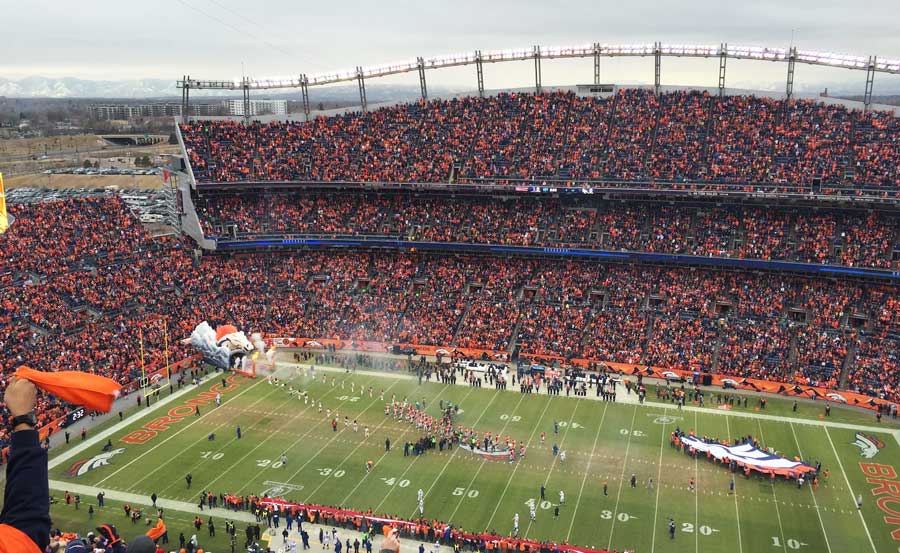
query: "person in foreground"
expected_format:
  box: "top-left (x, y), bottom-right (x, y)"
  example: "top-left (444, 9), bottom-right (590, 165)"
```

top-left (0, 377), bottom-right (51, 553)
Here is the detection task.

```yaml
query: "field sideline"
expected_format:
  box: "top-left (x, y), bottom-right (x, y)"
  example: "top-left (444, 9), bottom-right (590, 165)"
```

top-left (42, 363), bottom-right (900, 553)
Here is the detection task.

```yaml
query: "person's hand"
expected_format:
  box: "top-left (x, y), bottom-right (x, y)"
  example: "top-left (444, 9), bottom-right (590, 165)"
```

top-left (380, 528), bottom-right (400, 553)
top-left (4, 377), bottom-right (37, 418)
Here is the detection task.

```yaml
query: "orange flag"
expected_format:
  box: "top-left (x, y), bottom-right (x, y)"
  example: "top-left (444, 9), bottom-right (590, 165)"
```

top-left (14, 366), bottom-right (122, 413)
top-left (147, 518), bottom-right (167, 541)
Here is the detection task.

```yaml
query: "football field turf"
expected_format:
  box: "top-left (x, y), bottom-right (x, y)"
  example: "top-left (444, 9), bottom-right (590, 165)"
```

top-left (47, 364), bottom-right (900, 553)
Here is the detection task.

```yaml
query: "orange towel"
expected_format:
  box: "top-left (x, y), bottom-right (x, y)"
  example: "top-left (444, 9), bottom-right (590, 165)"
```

top-left (14, 366), bottom-right (122, 413)
top-left (0, 524), bottom-right (41, 553)
top-left (147, 518), bottom-right (167, 541)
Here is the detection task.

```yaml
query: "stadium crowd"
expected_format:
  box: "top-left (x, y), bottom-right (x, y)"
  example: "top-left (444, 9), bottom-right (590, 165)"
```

top-left (1, 194), bottom-right (899, 450)
top-left (195, 193), bottom-right (899, 269)
top-left (180, 90), bottom-right (900, 191)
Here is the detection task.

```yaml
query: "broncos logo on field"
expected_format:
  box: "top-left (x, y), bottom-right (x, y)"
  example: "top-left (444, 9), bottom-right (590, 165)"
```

top-left (261, 481), bottom-right (304, 497)
top-left (826, 392), bottom-right (848, 403)
top-left (67, 448), bottom-right (125, 477)
top-left (852, 432), bottom-right (884, 459)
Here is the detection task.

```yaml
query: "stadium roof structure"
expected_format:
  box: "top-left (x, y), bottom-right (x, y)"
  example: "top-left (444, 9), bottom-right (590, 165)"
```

top-left (177, 42), bottom-right (900, 117)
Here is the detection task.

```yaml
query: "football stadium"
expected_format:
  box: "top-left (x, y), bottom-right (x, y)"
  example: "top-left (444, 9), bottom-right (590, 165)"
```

top-left (2, 10), bottom-right (900, 553)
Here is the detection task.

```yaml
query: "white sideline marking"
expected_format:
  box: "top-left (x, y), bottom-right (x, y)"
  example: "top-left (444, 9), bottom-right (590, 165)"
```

top-left (565, 401), bottom-right (609, 542)
top-left (606, 405), bottom-right (638, 551)
top-left (824, 426), bottom-right (878, 553)
top-left (725, 416), bottom-right (744, 553)
top-left (650, 408), bottom-right (668, 553)
top-left (46, 480), bottom-right (446, 553)
top-left (310, 363), bottom-right (900, 442)
top-left (789, 422), bottom-right (832, 553)
top-left (96, 375), bottom-right (272, 486)
top-left (48, 372), bottom-right (222, 470)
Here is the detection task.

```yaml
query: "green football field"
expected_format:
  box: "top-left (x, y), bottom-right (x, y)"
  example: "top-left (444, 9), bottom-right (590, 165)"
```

top-left (45, 364), bottom-right (900, 553)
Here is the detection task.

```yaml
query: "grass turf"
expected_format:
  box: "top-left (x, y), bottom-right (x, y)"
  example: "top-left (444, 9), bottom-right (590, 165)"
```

top-left (41, 365), bottom-right (900, 553)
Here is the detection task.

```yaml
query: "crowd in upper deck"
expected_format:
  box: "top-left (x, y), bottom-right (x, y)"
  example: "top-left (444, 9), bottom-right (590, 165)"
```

top-left (180, 90), bottom-right (900, 192)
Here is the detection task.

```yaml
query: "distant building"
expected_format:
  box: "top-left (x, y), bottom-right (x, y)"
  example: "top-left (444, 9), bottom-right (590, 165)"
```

top-left (226, 99), bottom-right (288, 116)
top-left (89, 102), bottom-right (223, 120)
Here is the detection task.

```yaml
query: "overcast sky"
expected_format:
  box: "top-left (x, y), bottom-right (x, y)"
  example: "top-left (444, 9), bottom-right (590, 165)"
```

top-left (3, 0), bottom-right (899, 92)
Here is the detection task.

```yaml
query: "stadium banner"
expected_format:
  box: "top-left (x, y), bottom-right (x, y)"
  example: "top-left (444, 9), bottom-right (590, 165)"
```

top-left (676, 433), bottom-right (816, 477)
top-left (257, 498), bottom-right (613, 553)
top-left (271, 336), bottom-right (889, 412)
top-left (458, 442), bottom-right (514, 461)
top-left (0, 172), bottom-right (7, 234)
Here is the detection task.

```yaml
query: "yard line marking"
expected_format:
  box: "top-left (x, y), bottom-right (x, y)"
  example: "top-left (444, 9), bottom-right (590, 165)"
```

top-left (190, 375), bottom-right (372, 500)
top-left (606, 405), bottom-right (638, 551)
top-left (789, 422), bottom-right (832, 553)
top-left (124, 377), bottom-right (299, 492)
top-left (564, 401), bottom-right (609, 542)
top-left (155, 390), bottom-right (301, 496)
top-left (48, 371), bottom-right (222, 470)
top-left (370, 386), bottom-right (479, 515)
top-left (724, 415), bottom-right (744, 553)
top-left (824, 426), bottom-right (878, 553)
top-left (410, 385), bottom-right (503, 515)
top-left (302, 381), bottom-right (422, 502)
top-left (522, 397), bottom-right (583, 540)
top-left (336, 383), bottom-right (452, 505)
top-left (650, 408), bottom-right (668, 553)
top-left (476, 392), bottom-right (555, 532)
top-left (241, 379), bottom-right (403, 496)
top-left (444, 391), bottom-right (531, 527)
top-left (308, 363), bottom-right (900, 441)
top-left (693, 410), bottom-right (699, 553)
top-left (755, 419), bottom-right (786, 553)
top-left (96, 374), bottom-right (273, 487)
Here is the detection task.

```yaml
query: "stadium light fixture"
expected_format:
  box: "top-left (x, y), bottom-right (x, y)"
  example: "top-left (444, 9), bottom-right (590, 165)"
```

top-left (543, 44), bottom-right (594, 58)
top-left (181, 41), bottom-right (900, 93)
top-left (660, 44), bottom-right (718, 57)
top-left (876, 58), bottom-right (900, 72)
top-left (796, 50), bottom-right (869, 70)
top-left (728, 45), bottom-right (788, 61)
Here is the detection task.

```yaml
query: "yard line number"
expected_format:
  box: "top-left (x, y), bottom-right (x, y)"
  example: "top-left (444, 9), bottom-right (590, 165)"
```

top-left (380, 477), bottom-right (410, 488)
top-left (525, 499), bottom-right (552, 510)
top-left (453, 487), bottom-right (479, 498)
top-left (771, 537), bottom-right (807, 549)
top-left (681, 523), bottom-right (720, 536)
